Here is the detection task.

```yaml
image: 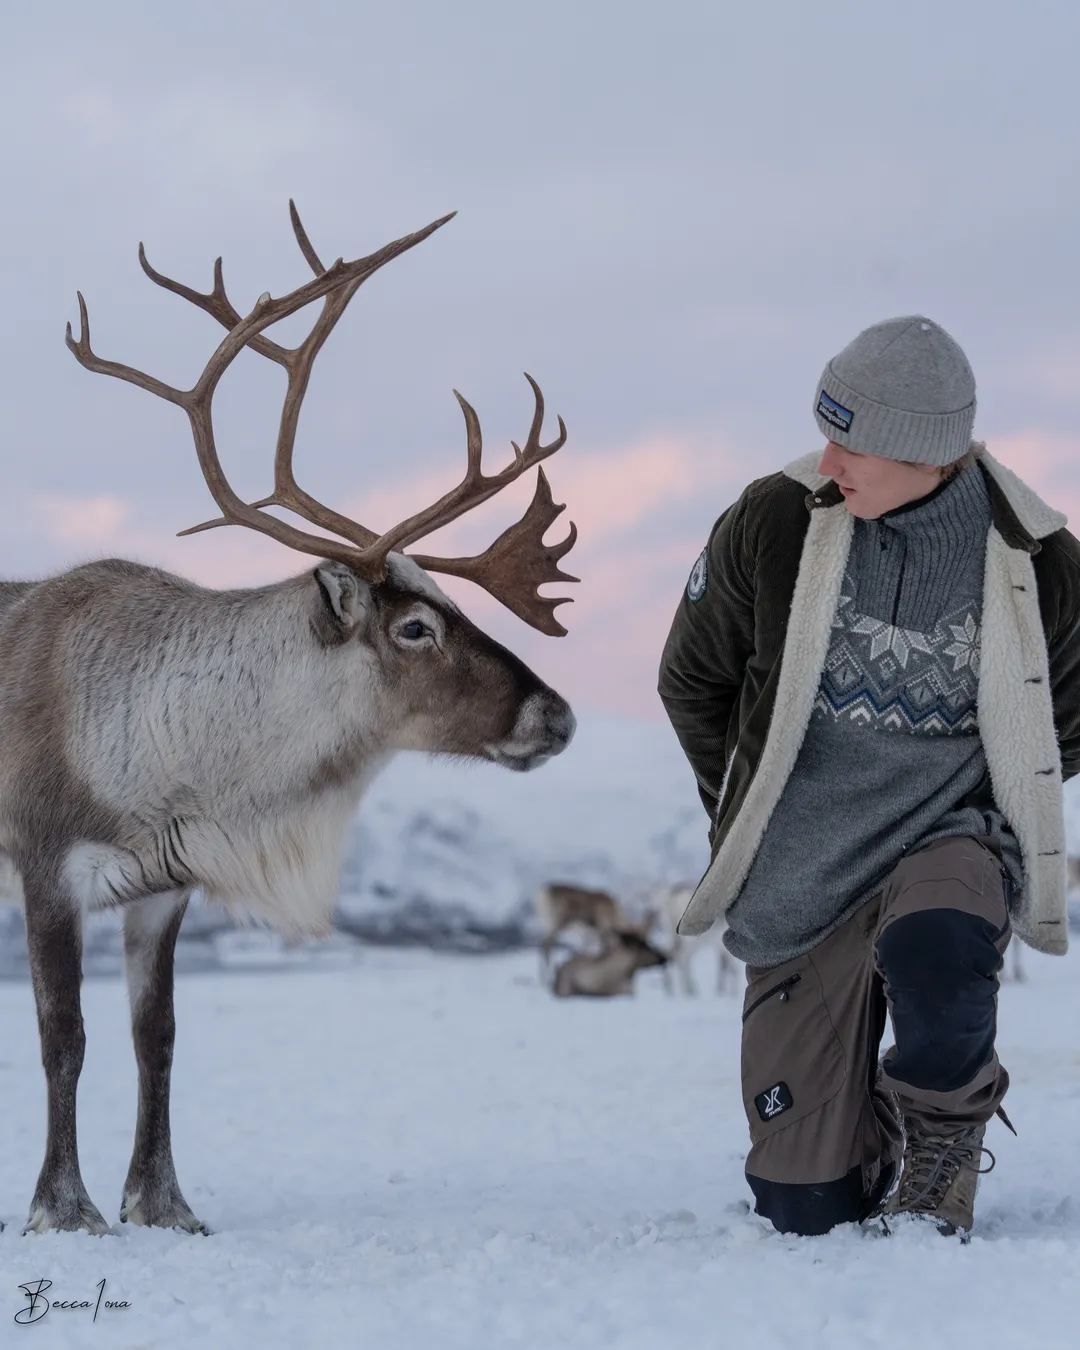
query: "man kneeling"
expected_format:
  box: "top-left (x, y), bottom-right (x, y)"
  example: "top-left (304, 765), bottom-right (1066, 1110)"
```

top-left (659, 316), bottom-right (1080, 1238)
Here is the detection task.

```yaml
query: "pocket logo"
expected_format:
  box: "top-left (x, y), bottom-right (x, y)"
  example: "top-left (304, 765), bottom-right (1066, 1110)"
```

top-left (755, 1081), bottom-right (794, 1121)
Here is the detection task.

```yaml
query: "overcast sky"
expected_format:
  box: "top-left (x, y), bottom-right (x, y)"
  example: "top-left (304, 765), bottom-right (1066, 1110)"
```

top-left (2, 0), bottom-right (1079, 718)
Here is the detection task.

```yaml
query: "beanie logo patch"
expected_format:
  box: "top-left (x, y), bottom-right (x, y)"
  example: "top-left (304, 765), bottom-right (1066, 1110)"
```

top-left (817, 390), bottom-right (854, 434)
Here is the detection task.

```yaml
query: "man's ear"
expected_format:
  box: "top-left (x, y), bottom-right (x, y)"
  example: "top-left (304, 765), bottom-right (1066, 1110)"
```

top-left (313, 563), bottom-right (371, 645)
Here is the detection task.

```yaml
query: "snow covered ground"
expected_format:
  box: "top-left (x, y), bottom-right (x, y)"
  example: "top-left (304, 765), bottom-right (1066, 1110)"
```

top-left (2, 944), bottom-right (1079, 1348)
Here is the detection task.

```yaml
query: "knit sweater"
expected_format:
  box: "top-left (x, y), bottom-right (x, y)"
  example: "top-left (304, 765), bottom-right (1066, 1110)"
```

top-left (723, 465), bottom-right (1022, 967)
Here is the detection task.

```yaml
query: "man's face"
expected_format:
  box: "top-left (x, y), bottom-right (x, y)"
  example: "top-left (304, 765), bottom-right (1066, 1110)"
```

top-left (818, 441), bottom-right (943, 519)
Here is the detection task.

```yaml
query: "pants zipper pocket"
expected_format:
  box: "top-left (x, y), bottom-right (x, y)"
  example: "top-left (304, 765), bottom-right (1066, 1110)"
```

top-left (742, 973), bottom-right (802, 1023)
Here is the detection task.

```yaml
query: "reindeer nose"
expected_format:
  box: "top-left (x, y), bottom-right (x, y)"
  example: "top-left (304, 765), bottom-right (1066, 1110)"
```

top-left (514, 689), bottom-right (575, 759)
top-left (487, 689), bottom-right (576, 771)
top-left (542, 697), bottom-right (576, 752)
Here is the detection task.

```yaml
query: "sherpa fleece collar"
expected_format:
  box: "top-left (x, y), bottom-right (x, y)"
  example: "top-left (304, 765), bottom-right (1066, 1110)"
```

top-left (782, 445), bottom-right (1067, 547)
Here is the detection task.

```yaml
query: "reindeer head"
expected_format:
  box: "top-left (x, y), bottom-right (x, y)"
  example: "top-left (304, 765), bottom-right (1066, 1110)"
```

top-left (66, 203), bottom-right (579, 775)
top-left (309, 552), bottom-right (574, 771)
top-left (612, 929), bottom-right (669, 970)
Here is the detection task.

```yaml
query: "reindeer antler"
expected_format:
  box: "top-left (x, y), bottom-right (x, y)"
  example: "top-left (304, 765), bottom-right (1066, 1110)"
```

top-left (66, 204), bottom-right (578, 635)
top-left (411, 466), bottom-right (578, 634)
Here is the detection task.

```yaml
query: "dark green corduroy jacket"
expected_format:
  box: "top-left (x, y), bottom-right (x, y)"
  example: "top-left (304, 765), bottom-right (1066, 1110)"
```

top-left (658, 450), bottom-right (1080, 954)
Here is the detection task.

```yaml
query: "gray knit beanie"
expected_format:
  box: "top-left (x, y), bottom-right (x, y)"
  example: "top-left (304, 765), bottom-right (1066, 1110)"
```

top-left (813, 315), bottom-right (976, 466)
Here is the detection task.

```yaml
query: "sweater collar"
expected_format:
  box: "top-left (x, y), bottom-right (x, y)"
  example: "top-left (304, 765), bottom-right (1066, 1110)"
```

top-left (875, 459), bottom-right (990, 541)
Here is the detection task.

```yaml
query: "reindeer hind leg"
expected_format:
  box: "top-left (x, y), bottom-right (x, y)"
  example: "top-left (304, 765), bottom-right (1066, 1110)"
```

top-left (539, 922), bottom-right (564, 982)
top-left (718, 948), bottom-right (738, 996)
top-left (120, 891), bottom-right (208, 1234)
top-left (680, 947), bottom-right (699, 996)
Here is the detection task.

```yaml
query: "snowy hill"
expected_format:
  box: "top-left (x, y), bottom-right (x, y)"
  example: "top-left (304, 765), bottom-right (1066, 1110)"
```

top-left (0, 713), bottom-right (711, 975)
top-left (2, 710), bottom-right (1080, 975)
top-left (340, 713), bottom-right (1080, 948)
top-left (335, 712), bottom-right (710, 947)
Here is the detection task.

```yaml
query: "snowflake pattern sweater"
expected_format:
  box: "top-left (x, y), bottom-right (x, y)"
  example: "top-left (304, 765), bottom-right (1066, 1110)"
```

top-left (724, 464), bottom-right (1022, 967)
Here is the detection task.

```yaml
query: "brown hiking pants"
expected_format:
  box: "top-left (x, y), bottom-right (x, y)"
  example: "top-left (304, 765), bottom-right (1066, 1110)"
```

top-left (740, 836), bottom-right (1012, 1236)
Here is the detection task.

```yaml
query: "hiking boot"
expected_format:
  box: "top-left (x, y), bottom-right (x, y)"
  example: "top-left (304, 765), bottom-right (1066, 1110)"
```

top-left (882, 1117), bottom-right (996, 1237)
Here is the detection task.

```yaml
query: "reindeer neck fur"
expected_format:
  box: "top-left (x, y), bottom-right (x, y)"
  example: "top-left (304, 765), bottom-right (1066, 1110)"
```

top-left (0, 559), bottom-right (403, 938)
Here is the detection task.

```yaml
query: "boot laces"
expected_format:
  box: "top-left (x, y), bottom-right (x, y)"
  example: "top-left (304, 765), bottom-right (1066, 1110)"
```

top-left (896, 1123), bottom-right (996, 1213)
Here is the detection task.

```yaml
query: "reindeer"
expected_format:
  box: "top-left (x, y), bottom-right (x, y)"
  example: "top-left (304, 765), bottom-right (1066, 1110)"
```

top-left (653, 882), bottom-right (740, 996)
top-left (534, 883), bottom-right (637, 975)
top-left (0, 203), bottom-right (579, 1237)
top-left (552, 929), bottom-right (668, 998)
top-left (1003, 944), bottom-right (1026, 983)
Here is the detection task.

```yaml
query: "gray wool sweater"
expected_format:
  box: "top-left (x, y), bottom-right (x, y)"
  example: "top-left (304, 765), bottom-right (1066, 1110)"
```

top-left (723, 464), bottom-right (1023, 967)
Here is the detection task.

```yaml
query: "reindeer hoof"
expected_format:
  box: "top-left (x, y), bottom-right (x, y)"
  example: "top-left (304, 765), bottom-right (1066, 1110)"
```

top-left (120, 1186), bottom-right (210, 1235)
top-left (23, 1193), bottom-right (111, 1236)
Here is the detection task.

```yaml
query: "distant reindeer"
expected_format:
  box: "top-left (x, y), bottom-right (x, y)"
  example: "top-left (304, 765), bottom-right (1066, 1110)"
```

top-left (0, 203), bottom-right (579, 1237)
top-left (651, 872), bottom-right (1027, 993)
top-left (534, 883), bottom-right (640, 974)
top-left (552, 929), bottom-right (668, 997)
top-left (997, 855), bottom-right (1080, 984)
top-left (653, 882), bottom-right (739, 996)
top-left (1002, 944), bottom-right (1025, 982)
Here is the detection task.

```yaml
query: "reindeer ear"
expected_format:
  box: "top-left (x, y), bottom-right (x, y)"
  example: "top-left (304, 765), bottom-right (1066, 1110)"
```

top-left (314, 563), bottom-right (370, 644)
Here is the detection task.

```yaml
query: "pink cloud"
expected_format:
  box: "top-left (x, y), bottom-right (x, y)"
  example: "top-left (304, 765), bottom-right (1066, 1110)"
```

top-left (35, 494), bottom-right (131, 546)
top-left (985, 430), bottom-right (1080, 528)
top-left (339, 433), bottom-right (732, 560)
top-left (18, 430), bottom-right (756, 721)
top-left (32, 490), bottom-right (303, 588)
top-left (18, 427), bottom-right (1080, 729)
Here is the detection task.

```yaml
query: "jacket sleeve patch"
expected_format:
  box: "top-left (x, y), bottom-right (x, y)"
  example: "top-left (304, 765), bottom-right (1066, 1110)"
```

top-left (687, 548), bottom-right (709, 603)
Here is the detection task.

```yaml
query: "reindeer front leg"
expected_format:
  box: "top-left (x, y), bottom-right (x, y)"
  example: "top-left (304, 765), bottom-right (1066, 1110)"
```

top-left (120, 892), bottom-right (208, 1234)
top-left (23, 867), bottom-right (109, 1235)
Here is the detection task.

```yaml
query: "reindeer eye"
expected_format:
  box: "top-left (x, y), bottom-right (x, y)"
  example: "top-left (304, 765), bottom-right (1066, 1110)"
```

top-left (400, 620), bottom-right (430, 642)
